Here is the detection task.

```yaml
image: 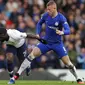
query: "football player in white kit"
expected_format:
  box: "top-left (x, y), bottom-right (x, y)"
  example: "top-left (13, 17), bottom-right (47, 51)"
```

top-left (0, 27), bottom-right (47, 84)
top-left (5, 28), bottom-right (29, 79)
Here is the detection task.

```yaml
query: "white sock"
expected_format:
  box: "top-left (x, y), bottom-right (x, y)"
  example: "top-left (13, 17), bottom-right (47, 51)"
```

top-left (11, 77), bottom-right (15, 80)
top-left (8, 71), bottom-right (13, 74)
top-left (69, 65), bottom-right (79, 80)
top-left (17, 58), bottom-right (31, 75)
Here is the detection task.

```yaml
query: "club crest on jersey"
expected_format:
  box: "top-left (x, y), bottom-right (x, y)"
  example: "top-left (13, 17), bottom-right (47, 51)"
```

top-left (55, 22), bottom-right (59, 26)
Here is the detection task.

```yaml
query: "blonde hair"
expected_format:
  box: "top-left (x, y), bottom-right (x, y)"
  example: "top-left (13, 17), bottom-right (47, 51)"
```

top-left (46, 0), bottom-right (56, 7)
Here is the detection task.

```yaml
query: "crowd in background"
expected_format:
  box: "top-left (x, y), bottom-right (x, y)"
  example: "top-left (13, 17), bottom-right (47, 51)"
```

top-left (0, 0), bottom-right (85, 72)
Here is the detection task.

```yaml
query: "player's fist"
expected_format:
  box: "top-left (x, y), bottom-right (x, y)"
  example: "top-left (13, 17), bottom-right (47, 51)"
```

top-left (38, 38), bottom-right (47, 44)
top-left (56, 29), bottom-right (64, 35)
top-left (36, 34), bottom-right (40, 38)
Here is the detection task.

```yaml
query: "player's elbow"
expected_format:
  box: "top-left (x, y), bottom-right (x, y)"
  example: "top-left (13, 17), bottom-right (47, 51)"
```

top-left (67, 30), bottom-right (70, 35)
top-left (65, 27), bottom-right (71, 35)
top-left (68, 30), bottom-right (70, 34)
top-left (64, 30), bottom-right (70, 35)
top-left (63, 24), bottom-right (70, 35)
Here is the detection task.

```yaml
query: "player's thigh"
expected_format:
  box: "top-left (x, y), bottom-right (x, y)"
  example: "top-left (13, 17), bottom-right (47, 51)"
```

top-left (17, 43), bottom-right (27, 62)
top-left (6, 45), bottom-right (17, 61)
top-left (32, 43), bottom-right (50, 57)
top-left (52, 43), bottom-right (68, 59)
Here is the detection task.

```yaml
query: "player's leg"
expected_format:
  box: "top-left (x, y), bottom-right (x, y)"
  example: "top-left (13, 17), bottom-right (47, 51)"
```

top-left (6, 45), bottom-right (17, 78)
top-left (16, 43), bottom-right (51, 76)
top-left (61, 56), bottom-right (84, 84)
top-left (9, 43), bottom-right (51, 83)
top-left (53, 43), bottom-right (78, 80)
top-left (17, 43), bottom-right (27, 66)
top-left (10, 47), bottom-right (40, 82)
top-left (15, 47), bottom-right (41, 77)
top-left (17, 43), bottom-right (30, 76)
top-left (52, 43), bottom-right (84, 84)
top-left (6, 53), bottom-right (14, 77)
top-left (61, 56), bottom-right (79, 79)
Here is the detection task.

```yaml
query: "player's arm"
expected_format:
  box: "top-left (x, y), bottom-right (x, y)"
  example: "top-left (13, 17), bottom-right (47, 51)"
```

top-left (36, 13), bottom-right (47, 36)
top-left (61, 14), bottom-right (70, 35)
top-left (56, 14), bottom-right (70, 35)
top-left (62, 16), bottom-right (70, 35)
top-left (7, 29), bottom-right (27, 40)
top-left (18, 32), bottom-right (38, 39)
top-left (9, 29), bottom-right (47, 44)
top-left (26, 33), bottom-right (47, 44)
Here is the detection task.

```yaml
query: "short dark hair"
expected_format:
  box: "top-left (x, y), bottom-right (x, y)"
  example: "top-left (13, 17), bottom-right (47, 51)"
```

top-left (46, 0), bottom-right (56, 7)
top-left (0, 27), bottom-right (7, 34)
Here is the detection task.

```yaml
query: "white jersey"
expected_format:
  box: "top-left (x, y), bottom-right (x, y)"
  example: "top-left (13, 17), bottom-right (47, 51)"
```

top-left (6, 29), bottom-right (27, 48)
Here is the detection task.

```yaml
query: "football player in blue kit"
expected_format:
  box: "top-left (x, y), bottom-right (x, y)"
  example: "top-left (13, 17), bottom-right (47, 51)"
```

top-left (9, 0), bottom-right (84, 84)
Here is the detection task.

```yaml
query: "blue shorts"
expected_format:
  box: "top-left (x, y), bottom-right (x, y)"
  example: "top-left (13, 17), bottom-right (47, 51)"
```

top-left (37, 42), bottom-right (68, 59)
top-left (6, 43), bottom-right (27, 61)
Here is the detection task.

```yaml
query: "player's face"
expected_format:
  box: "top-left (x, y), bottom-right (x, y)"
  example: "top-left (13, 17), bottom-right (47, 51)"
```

top-left (47, 5), bottom-right (56, 16)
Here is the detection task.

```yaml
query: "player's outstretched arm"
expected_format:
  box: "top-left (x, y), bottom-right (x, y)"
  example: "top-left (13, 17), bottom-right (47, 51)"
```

top-left (26, 33), bottom-right (47, 44)
top-left (26, 33), bottom-right (40, 39)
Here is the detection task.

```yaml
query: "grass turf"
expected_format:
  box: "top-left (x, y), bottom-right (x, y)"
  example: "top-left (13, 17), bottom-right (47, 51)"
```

top-left (0, 80), bottom-right (84, 85)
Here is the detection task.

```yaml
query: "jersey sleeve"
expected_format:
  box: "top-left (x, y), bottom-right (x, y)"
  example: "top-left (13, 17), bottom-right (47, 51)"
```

top-left (60, 14), bottom-right (70, 35)
top-left (7, 29), bottom-right (27, 40)
top-left (36, 12), bottom-right (48, 35)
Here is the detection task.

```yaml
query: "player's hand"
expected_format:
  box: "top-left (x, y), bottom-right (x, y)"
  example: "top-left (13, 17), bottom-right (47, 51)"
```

top-left (38, 38), bottom-right (47, 44)
top-left (36, 35), bottom-right (47, 44)
top-left (36, 34), bottom-right (40, 38)
top-left (56, 29), bottom-right (64, 35)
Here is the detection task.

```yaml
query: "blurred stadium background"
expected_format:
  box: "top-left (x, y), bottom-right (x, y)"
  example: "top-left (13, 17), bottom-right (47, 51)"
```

top-left (0, 0), bottom-right (85, 81)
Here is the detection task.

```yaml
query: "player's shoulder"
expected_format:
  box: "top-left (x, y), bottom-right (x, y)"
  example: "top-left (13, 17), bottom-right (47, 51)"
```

top-left (7, 29), bottom-right (20, 34)
top-left (7, 29), bottom-right (12, 34)
top-left (41, 12), bottom-right (49, 18)
top-left (7, 29), bottom-right (17, 32)
top-left (58, 12), bottom-right (65, 18)
top-left (7, 29), bottom-right (13, 36)
top-left (58, 12), bottom-right (67, 21)
top-left (43, 12), bottom-right (49, 16)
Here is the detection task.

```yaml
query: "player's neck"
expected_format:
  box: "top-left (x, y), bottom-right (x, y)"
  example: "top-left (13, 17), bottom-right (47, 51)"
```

top-left (52, 11), bottom-right (58, 18)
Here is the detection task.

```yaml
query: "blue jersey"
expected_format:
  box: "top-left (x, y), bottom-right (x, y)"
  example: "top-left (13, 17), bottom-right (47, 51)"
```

top-left (36, 12), bottom-right (70, 44)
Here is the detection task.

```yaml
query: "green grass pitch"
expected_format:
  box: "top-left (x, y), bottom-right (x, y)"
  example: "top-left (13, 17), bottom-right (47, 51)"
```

top-left (0, 80), bottom-right (83, 85)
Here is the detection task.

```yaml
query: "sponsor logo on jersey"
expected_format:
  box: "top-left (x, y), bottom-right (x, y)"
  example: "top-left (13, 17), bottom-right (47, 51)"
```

top-left (48, 26), bottom-right (59, 30)
top-left (64, 22), bottom-right (68, 24)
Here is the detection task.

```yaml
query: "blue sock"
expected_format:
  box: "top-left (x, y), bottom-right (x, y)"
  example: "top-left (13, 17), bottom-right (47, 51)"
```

top-left (7, 60), bottom-right (14, 78)
top-left (26, 67), bottom-right (31, 76)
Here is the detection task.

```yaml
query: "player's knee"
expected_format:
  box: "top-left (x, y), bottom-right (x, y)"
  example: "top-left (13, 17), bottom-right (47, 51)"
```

top-left (28, 47), bottom-right (41, 61)
top-left (32, 47), bottom-right (41, 57)
top-left (6, 53), bottom-right (14, 62)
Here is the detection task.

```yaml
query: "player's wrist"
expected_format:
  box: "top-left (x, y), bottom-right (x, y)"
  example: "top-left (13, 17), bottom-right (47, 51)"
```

top-left (36, 34), bottom-right (40, 38)
top-left (23, 33), bottom-right (27, 37)
top-left (61, 31), bottom-right (64, 35)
